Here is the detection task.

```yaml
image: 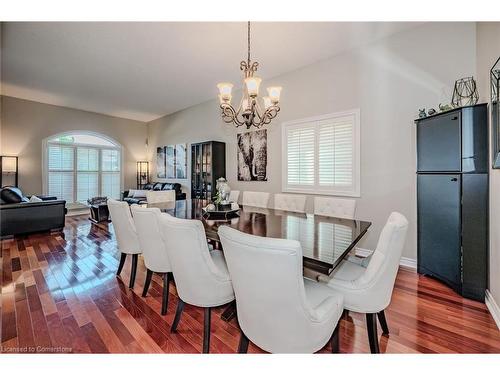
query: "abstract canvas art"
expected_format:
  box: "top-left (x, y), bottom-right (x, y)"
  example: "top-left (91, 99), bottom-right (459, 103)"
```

top-left (175, 144), bottom-right (187, 179)
top-left (166, 145), bottom-right (175, 178)
top-left (157, 144), bottom-right (187, 179)
top-left (237, 129), bottom-right (267, 181)
top-left (156, 146), bottom-right (166, 178)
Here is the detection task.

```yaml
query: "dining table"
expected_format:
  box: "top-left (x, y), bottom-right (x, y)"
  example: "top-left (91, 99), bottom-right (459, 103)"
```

top-left (147, 198), bottom-right (371, 321)
top-left (148, 198), bottom-right (371, 274)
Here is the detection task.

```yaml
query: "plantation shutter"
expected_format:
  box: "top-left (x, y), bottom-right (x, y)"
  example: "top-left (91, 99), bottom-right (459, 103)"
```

top-left (48, 144), bottom-right (74, 202)
top-left (285, 124), bottom-right (315, 188)
top-left (283, 110), bottom-right (359, 196)
top-left (76, 147), bottom-right (99, 203)
top-left (318, 115), bottom-right (354, 189)
top-left (101, 149), bottom-right (121, 199)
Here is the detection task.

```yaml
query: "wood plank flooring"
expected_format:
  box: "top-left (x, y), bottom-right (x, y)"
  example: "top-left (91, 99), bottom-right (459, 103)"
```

top-left (1, 215), bottom-right (500, 353)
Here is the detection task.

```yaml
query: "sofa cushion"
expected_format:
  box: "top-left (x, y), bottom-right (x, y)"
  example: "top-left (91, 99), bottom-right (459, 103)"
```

top-left (153, 183), bottom-right (164, 191)
top-left (128, 189), bottom-right (147, 198)
top-left (0, 187), bottom-right (24, 204)
top-left (143, 183), bottom-right (154, 190)
top-left (124, 197), bottom-right (144, 205)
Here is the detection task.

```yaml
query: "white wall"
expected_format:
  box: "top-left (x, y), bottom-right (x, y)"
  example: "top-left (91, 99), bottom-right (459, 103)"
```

top-left (148, 22), bottom-right (477, 259)
top-left (476, 22), bottom-right (500, 308)
top-left (1, 96), bottom-right (148, 195)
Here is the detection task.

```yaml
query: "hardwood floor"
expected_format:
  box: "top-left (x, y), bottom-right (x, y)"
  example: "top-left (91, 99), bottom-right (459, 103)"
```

top-left (1, 215), bottom-right (500, 353)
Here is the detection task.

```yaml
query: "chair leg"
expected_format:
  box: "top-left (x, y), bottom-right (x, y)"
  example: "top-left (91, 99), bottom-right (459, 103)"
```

top-left (366, 313), bottom-right (380, 354)
top-left (377, 310), bottom-right (389, 335)
top-left (203, 307), bottom-right (211, 353)
top-left (238, 329), bottom-right (249, 353)
top-left (161, 272), bottom-right (172, 316)
top-left (330, 323), bottom-right (340, 353)
top-left (129, 254), bottom-right (138, 289)
top-left (171, 298), bottom-right (185, 333)
top-left (142, 269), bottom-right (153, 297)
top-left (116, 253), bottom-right (127, 276)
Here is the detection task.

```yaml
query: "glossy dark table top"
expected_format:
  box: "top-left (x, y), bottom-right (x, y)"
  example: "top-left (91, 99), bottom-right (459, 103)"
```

top-left (149, 199), bottom-right (371, 275)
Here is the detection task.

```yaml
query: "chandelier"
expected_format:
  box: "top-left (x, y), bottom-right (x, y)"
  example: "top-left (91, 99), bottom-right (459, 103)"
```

top-left (217, 22), bottom-right (282, 129)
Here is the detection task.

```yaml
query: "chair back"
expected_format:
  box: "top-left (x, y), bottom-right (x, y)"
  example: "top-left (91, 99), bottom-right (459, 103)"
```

top-left (228, 190), bottom-right (240, 204)
top-left (146, 190), bottom-right (175, 204)
top-left (131, 205), bottom-right (171, 273)
top-left (107, 199), bottom-right (140, 254)
top-left (274, 193), bottom-right (307, 213)
top-left (219, 226), bottom-right (330, 353)
top-left (314, 197), bottom-right (356, 219)
top-left (157, 213), bottom-right (233, 306)
top-left (356, 212), bottom-right (409, 310)
top-left (242, 191), bottom-right (270, 208)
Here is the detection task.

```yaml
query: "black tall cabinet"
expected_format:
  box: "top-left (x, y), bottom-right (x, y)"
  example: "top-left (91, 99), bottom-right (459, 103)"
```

top-left (191, 141), bottom-right (226, 200)
top-left (416, 103), bottom-right (488, 301)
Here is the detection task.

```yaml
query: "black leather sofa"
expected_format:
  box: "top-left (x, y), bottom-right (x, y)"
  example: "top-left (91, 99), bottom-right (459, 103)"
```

top-left (122, 182), bottom-right (186, 204)
top-left (0, 187), bottom-right (67, 237)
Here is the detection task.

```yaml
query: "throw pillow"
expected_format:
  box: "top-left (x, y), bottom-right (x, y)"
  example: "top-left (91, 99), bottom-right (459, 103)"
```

top-left (133, 190), bottom-right (147, 198)
top-left (0, 187), bottom-right (24, 203)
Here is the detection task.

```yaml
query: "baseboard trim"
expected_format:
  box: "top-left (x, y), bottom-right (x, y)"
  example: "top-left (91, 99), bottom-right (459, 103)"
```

top-left (355, 247), bottom-right (417, 270)
top-left (485, 289), bottom-right (500, 331)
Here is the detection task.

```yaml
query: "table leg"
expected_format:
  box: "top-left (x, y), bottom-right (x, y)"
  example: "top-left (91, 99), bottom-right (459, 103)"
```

top-left (220, 300), bottom-right (237, 322)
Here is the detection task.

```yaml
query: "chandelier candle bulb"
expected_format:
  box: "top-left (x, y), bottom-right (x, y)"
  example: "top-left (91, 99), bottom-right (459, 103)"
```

top-left (217, 83), bottom-right (233, 101)
top-left (245, 77), bottom-right (262, 97)
top-left (267, 86), bottom-right (282, 103)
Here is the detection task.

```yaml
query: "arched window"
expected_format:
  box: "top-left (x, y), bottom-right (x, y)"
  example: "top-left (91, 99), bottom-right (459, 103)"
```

top-left (43, 132), bottom-right (122, 208)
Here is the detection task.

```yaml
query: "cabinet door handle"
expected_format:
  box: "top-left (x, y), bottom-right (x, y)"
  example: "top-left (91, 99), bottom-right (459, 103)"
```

top-left (452, 116), bottom-right (458, 120)
top-left (451, 177), bottom-right (458, 181)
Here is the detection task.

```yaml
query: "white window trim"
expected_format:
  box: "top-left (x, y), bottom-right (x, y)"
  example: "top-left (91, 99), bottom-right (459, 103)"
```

top-left (281, 109), bottom-right (361, 197)
top-left (42, 131), bottom-right (124, 203)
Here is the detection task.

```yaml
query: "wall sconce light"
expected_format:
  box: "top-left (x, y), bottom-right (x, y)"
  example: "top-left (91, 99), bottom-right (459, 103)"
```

top-left (136, 161), bottom-right (149, 189)
top-left (1, 156), bottom-right (19, 187)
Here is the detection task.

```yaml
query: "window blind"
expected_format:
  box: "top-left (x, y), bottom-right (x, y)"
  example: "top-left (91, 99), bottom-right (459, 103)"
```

top-left (285, 125), bottom-right (315, 187)
top-left (102, 149), bottom-right (120, 172)
top-left (48, 144), bottom-right (73, 171)
top-left (46, 139), bottom-right (122, 204)
top-left (101, 172), bottom-right (120, 199)
top-left (318, 116), bottom-right (353, 188)
top-left (48, 171), bottom-right (74, 202)
top-left (48, 144), bottom-right (74, 202)
top-left (76, 147), bottom-right (99, 203)
top-left (282, 110), bottom-right (359, 196)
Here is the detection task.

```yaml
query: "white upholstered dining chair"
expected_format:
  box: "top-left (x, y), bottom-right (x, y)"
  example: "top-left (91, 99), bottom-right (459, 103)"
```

top-left (273, 193), bottom-right (307, 213)
top-left (314, 197), bottom-right (356, 219)
top-left (228, 190), bottom-right (240, 204)
top-left (146, 190), bottom-right (175, 204)
top-left (319, 212), bottom-right (409, 353)
top-left (242, 191), bottom-right (270, 208)
top-left (107, 199), bottom-right (141, 288)
top-left (157, 213), bottom-right (234, 353)
top-left (218, 226), bottom-right (344, 354)
top-left (131, 205), bottom-right (172, 315)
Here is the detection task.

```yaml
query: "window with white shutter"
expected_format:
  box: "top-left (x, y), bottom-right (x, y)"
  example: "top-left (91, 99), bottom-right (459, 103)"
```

top-left (48, 144), bottom-right (74, 202)
top-left (44, 133), bottom-right (122, 205)
top-left (282, 110), bottom-right (360, 196)
top-left (101, 149), bottom-right (121, 200)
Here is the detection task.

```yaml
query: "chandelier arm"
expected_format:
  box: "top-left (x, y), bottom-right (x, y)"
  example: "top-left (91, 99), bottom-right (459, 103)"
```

top-left (220, 104), bottom-right (245, 127)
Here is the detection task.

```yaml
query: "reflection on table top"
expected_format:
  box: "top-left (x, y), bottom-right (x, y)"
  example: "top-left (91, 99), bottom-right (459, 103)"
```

top-left (147, 199), bottom-right (371, 275)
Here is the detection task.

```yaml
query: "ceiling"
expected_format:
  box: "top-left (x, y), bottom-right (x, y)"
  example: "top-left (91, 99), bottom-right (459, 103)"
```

top-left (1, 22), bottom-right (422, 122)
